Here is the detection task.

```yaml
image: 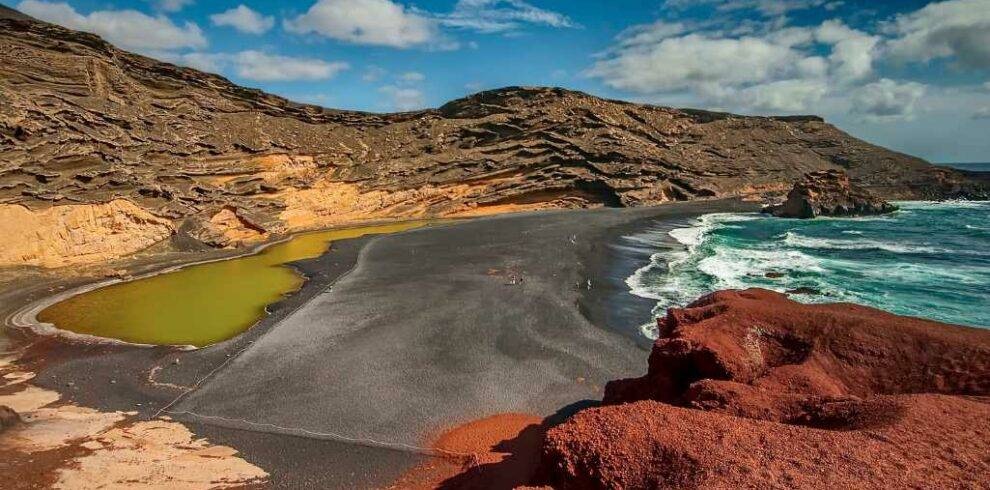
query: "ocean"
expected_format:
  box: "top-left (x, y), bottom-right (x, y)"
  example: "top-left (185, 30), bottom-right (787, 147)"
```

top-left (625, 201), bottom-right (990, 339)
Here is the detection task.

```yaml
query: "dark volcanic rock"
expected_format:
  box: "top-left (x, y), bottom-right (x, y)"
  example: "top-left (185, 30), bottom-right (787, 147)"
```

top-left (763, 169), bottom-right (898, 218)
top-left (0, 405), bottom-right (22, 431)
top-left (544, 289), bottom-right (990, 489)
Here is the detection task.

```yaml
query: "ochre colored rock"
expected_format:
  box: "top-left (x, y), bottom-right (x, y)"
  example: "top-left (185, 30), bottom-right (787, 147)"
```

top-left (0, 199), bottom-right (174, 268)
top-left (763, 169), bottom-right (898, 218)
top-left (545, 289), bottom-right (990, 488)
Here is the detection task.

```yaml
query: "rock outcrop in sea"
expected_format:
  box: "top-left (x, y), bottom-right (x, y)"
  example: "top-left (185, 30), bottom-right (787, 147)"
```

top-left (763, 169), bottom-right (898, 218)
top-left (542, 289), bottom-right (990, 488)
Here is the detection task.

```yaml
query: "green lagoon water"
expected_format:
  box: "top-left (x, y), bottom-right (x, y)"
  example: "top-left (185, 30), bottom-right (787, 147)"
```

top-left (38, 221), bottom-right (427, 347)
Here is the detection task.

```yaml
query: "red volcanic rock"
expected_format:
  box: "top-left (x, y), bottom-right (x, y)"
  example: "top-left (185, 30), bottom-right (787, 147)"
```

top-left (764, 170), bottom-right (898, 218)
top-left (543, 289), bottom-right (990, 488)
top-left (603, 288), bottom-right (990, 423)
top-left (545, 395), bottom-right (990, 489)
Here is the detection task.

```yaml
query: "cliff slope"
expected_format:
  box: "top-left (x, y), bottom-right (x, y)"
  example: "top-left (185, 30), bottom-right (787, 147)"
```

top-left (1, 12), bottom-right (986, 267)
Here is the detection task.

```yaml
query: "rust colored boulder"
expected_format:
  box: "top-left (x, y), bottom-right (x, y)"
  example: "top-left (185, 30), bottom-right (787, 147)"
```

top-left (604, 288), bottom-right (990, 421)
top-left (764, 170), bottom-right (898, 218)
top-left (544, 395), bottom-right (990, 489)
top-left (544, 289), bottom-right (990, 488)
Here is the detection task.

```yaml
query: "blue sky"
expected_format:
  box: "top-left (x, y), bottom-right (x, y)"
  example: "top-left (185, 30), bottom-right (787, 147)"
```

top-left (11, 0), bottom-right (990, 162)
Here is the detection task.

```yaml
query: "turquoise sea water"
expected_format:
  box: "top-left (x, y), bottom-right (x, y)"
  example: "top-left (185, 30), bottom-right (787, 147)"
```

top-left (626, 201), bottom-right (990, 338)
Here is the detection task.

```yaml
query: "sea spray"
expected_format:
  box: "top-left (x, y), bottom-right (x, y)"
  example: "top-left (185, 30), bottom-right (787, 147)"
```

top-left (626, 201), bottom-right (990, 338)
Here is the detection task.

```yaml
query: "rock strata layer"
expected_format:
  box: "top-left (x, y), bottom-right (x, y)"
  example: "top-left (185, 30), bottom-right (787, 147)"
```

top-left (544, 289), bottom-right (990, 488)
top-left (1, 11), bottom-right (987, 267)
top-left (763, 169), bottom-right (898, 218)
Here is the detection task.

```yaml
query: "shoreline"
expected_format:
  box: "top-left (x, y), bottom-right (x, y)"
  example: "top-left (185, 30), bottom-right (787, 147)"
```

top-left (3, 217), bottom-right (446, 351)
top-left (0, 200), bottom-right (759, 488)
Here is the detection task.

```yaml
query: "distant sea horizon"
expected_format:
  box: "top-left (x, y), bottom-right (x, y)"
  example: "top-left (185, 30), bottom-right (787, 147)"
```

top-left (938, 162), bottom-right (990, 171)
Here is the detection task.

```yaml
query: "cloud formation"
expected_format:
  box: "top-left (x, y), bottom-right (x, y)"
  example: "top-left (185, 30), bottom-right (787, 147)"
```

top-left (586, 2), bottom-right (988, 118)
top-left (154, 0), bottom-right (193, 13)
top-left (284, 0), bottom-right (437, 48)
top-left (18, 0), bottom-right (206, 52)
top-left (664, 0), bottom-right (843, 17)
top-left (886, 0), bottom-right (990, 69)
top-left (437, 0), bottom-right (577, 33)
top-left (379, 85), bottom-right (427, 111)
top-left (210, 5), bottom-right (274, 35)
top-left (175, 51), bottom-right (349, 82)
top-left (851, 79), bottom-right (926, 120)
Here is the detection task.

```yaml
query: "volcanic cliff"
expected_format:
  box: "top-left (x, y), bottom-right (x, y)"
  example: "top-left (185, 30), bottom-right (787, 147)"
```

top-left (1, 9), bottom-right (987, 267)
top-left (543, 289), bottom-right (990, 488)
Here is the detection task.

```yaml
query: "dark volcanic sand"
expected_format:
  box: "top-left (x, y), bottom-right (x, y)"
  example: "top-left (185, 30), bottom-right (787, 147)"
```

top-left (2, 200), bottom-right (756, 488)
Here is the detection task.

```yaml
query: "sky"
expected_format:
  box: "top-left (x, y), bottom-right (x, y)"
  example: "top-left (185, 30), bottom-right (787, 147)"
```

top-left (10, 0), bottom-right (990, 162)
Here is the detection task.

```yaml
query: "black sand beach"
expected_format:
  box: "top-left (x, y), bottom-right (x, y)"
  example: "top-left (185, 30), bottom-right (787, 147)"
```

top-left (2, 199), bottom-right (757, 488)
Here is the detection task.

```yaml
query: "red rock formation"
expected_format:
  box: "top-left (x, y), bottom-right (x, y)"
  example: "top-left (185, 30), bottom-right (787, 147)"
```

top-left (544, 289), bottom-right (990, 488)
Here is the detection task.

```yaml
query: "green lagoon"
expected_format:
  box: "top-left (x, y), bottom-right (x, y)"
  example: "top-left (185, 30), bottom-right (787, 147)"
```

top-left (37, 221), bottom-right (428, 347)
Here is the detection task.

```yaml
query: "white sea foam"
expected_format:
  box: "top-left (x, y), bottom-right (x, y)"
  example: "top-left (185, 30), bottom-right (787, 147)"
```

top-left (782, 232), bottom-right (941, 254)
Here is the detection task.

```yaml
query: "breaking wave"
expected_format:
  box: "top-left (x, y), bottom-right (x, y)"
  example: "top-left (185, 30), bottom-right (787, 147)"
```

top-left (625, 201), bottom-right (990, 338)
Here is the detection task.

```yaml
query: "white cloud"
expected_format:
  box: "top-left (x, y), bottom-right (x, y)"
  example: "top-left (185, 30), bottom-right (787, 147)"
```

top-left (154, 0), bottom-right (193, 13)
top-left (740, 79), bottom-right (829, 112)
top-left (851, 78), bottom-right (926, 121)
top-left (886, 0), bottom-right (990, 69)
top-left (210, 5), bottom-right (274, 35)
top-left (284, 0), bottom-right (437, 48)
top-left (664, 0), bottom-right (841, 17)
top-left (171, 51), bottom-right (349, 82)
top-left (816, 20), bottom-right (878, 84)
top-left (231, 51), bottom-right (348, 81)
top-left (380, 85), bottom-right (427, 111)
top-left (437, 0), bottom-right (576, 33)
top-left (588, 33), bottom-right (803, 94)
top-left (972, 107), bottom-right (990, 119)
top-left (17, 0), bottom-right (206, 52)
top-left (588, 16), bottom-right (880, 114)
top-left (399, 71), bottom-right (426, 82)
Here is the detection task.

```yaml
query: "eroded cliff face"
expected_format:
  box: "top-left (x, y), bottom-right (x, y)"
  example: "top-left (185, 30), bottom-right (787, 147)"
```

top-left (0, 200), bottom-right (174, 268)
top-left (1, 12), bottom-right (986, 268)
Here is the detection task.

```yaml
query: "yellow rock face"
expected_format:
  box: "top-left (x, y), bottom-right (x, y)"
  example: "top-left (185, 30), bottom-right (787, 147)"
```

top-left (0, 199), bottom-right (174, 268)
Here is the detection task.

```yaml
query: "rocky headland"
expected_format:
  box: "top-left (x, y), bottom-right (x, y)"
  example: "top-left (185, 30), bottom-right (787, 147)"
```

top-left (1, 8), bottom-right (987, 269)
top-left (763, 169), bottom-right (899, 218)
top-left (541, 289), bottom-right (990, 488)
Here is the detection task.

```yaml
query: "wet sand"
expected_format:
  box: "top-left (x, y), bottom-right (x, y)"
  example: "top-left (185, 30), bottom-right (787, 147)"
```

top-left (1, 200), bottom-right (757, 488)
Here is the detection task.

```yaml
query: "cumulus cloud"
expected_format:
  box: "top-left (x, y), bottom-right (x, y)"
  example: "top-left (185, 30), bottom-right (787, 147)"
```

top-left (588, 15), bottom-right (884, 114)
top-left (284, 0), bottom-right (438, 48)
top-left (851, 78), bottom-right (926, 120)
top-left (436, 0), bottom-right (576, 33)
top-left (588, 33), bottom-right (802, 94)
top-left (739, 79), bottom-right (829, 112)
top-left (17, 0), bottom-right (206, 52)
top-left (210, 5), bottom-right (274, 35)
top-left (172, 51), bottom-right (349, 82)
top-left (886, 0), bottom-right (990, 69)
top-left (380, 85), bottom-right (427, 111)
top-left (816, 20), bottom-right (879, 84)
top-left (154, 0), bottom-right (193, 13)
